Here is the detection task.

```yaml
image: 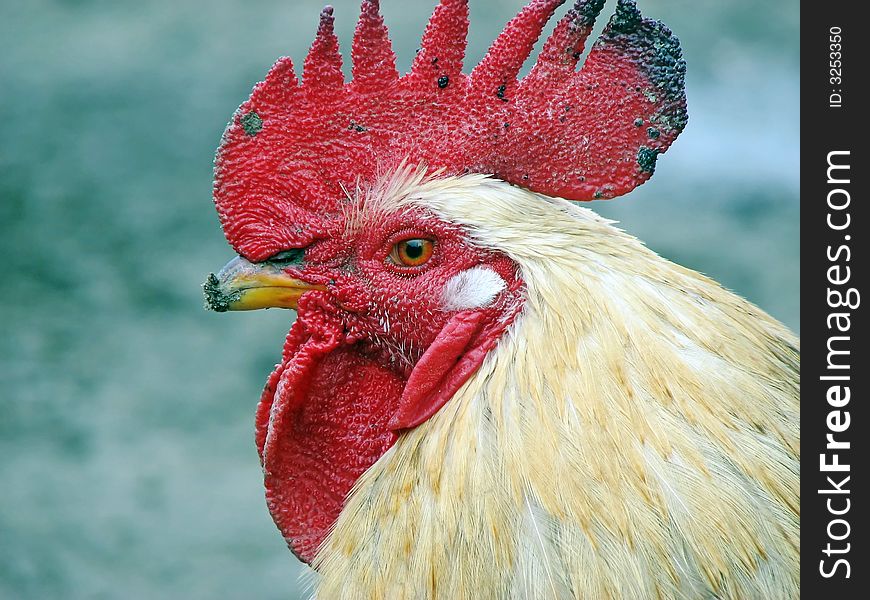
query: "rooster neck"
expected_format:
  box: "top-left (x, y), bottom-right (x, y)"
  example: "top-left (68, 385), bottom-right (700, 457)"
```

top-left (308, 177), bottom-right (799, 599)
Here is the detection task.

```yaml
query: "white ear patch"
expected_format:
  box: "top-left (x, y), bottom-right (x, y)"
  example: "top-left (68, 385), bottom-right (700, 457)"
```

top-left (441, 267), bottom-right (506, 311)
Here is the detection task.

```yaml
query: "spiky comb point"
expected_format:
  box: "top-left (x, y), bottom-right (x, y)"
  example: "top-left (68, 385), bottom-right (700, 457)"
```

top-left (215, 0), bottom-right (687, 258)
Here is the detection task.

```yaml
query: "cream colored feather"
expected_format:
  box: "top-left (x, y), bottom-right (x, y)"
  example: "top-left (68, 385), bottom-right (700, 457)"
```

top-left (312, 172), bottom-right (800, 599)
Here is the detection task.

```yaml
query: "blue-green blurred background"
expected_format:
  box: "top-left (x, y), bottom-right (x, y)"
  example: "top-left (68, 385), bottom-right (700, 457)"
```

top-left (1, 0), bottom-right (798, 598)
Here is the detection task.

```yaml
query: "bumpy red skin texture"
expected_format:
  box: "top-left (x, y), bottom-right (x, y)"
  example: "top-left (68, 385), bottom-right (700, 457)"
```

top-left (252, 207), bottom-right (524, 563)
top-left (213, 0), bottom-right (687, 260)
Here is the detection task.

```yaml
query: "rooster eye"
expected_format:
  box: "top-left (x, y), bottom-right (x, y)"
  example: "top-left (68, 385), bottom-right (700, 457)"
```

top-left (389, 238), bottom-right (434, 268)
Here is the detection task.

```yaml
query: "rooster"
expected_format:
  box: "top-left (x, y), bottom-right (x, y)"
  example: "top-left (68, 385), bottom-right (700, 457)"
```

top-left (203, 0), bottom-right (800, 598)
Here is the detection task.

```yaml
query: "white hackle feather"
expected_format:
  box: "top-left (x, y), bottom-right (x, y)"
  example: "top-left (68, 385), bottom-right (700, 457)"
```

top-left (441, 267), bottom-right (507, 311)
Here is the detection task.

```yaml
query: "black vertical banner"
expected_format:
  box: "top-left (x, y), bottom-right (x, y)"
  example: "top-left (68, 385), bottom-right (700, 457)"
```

top-left (802, 2), bottom-right (867, 597)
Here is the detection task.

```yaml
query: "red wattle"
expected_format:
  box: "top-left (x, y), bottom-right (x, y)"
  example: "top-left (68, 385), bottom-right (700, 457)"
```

top-left (390, 310), bottom-right (486, 430)
top-left (255, 311), bottom-right (404, 563)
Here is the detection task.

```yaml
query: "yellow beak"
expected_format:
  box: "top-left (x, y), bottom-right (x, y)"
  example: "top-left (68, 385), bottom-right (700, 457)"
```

top-left (203, 256), bottom-right (325, 312)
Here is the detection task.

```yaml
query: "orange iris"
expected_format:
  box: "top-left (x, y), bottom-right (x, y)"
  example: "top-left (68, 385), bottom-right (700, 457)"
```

top-left (390, 238), bottom-right (434, 267)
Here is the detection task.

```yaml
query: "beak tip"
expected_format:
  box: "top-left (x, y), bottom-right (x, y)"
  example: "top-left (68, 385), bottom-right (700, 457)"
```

top-left (203, 273), bottom-right (231, 312)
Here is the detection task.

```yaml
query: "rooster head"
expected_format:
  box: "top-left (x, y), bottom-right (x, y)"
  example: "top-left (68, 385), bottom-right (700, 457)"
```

top-left (204, 0), bottom-right (686, 563)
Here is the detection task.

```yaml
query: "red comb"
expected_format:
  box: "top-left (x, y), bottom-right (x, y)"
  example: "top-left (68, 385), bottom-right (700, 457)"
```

top-left (214, 0), bottom-right (687, 258)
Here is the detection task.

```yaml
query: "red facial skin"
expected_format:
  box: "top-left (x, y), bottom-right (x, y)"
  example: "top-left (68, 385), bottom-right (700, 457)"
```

top-left (252, 208), bottom-right (524, 563)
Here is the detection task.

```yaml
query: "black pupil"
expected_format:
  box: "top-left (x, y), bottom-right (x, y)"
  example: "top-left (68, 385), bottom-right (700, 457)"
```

top-left (403, 240), bottom-right (425, 260)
